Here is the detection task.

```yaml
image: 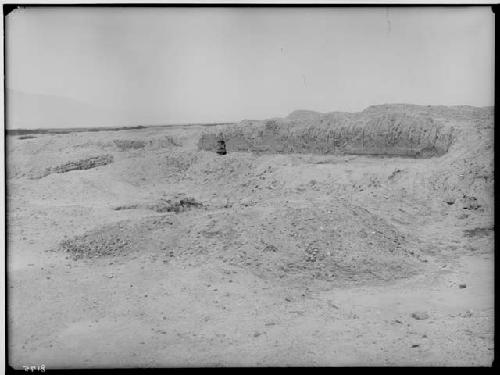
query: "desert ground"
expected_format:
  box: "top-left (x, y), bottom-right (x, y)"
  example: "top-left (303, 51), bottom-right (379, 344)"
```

top-left (7, 104), bottom-right (494, 367)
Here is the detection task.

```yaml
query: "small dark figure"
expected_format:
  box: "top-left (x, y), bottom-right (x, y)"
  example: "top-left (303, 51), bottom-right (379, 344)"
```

top-left (216, 138), bottom-right (227, 155)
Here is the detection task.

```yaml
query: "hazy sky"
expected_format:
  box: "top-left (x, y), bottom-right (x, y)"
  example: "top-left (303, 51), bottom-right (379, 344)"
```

top-left (6, 6), bottom-right (495, 127)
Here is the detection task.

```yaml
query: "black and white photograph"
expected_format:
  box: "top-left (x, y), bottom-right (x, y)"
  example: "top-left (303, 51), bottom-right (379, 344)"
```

top-left (3, 2), bottom-right (495, 368)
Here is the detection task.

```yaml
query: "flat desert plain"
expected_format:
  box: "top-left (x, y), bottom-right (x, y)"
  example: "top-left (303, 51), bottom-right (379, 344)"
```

top-left (6, 104), bottom-right (494, 367)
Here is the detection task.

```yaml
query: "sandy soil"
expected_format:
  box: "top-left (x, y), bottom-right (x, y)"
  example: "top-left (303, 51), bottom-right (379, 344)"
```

top-left (7, 117), bottom-right (494, 367)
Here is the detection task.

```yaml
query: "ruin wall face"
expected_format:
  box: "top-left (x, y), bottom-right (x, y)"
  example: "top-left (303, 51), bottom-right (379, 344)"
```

top-left (198, 112), bottom-right (454, 158)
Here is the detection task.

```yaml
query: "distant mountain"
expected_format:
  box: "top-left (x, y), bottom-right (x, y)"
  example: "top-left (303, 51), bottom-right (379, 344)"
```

top-left (6, 89), bottom-right (123, 129)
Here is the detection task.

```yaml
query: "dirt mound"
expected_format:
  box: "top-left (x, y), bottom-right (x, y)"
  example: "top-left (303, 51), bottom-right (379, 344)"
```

top-left (59, 194), bottom-right (422, 288)
top-left (287, 110), bottom-right (322, 121)
top-left (185, 151), bottom-right (257, 187)
top-left (59, 215), bottom-right (175, 260)
top-left (7, 132), bottom-right (117, 179)
top-left (36, 154), bottom-right (114, 179)
top-left (198, 104), bottom-right (477, 158)
top-left (110, 150), bottom-right (201, 186)
top-left (60, 222), bottom-right (137, 260)
top-left (112, 136), bottom-right (179, 152)
top-left (6, 130), bottom-right (184, 180)
top-left (177, 200), bottom-right (423, 288)
top-left (423, 110), bottom-right (493, 209)
top-left (113, 139), bottom-right (148, 151)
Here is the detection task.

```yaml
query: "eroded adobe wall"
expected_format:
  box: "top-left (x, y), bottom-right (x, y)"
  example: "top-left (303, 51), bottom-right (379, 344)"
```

top-left (198, 111), bottom-right (455, 158)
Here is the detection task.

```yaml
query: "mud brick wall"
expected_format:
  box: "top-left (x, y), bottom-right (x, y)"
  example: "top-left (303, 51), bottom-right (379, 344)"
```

top-left (199, 112), bottom-right (454, 158)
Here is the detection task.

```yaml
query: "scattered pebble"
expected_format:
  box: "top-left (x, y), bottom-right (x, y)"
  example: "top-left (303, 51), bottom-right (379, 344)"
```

top-left (330, 304), bottom-right (339, 309)
top-left (459, 310), bottom-right (473, 318)
top-left (411, 312), bottom-right (430, 320)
